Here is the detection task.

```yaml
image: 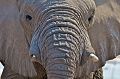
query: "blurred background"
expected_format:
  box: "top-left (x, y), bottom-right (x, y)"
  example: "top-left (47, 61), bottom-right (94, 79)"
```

top-left (0, 63), bottom-right (3, 78)
top-left (103, 55), bottom-right (120, 79)
top-left (0, 56), bottom-right (120, 79)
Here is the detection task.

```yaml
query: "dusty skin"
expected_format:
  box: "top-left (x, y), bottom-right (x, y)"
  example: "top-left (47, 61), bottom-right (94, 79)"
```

top-left (0, 0), bottom-right (120, 79)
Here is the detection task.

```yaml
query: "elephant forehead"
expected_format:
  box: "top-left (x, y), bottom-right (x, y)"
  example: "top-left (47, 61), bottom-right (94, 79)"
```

top-left (24, 0), bottom-right (95, 11)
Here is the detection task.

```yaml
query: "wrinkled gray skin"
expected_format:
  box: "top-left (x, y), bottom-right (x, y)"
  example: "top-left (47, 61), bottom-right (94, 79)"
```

top-left (26, 0), bottom-right (97, 79)
top-left (0, 0), bottom-right (120, 79)
top-left (1, 0), bottom-right (98, 79)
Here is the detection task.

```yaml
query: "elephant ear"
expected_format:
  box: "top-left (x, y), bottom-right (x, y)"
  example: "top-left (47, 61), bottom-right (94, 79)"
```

top-left (16, 0), bottom-right (25, 11)
top-left (76, 0), bottom-right (120, 77)
top-left (0, 0), bottom-right (36, 77)
top-left (90, 0), bottom-right (120, 63)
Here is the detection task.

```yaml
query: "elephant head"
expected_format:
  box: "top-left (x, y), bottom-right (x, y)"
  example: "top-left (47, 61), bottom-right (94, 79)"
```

top-left (1, 0), bottom-right (119, 79)
top-left (18, 0), bottom-right (99, 78)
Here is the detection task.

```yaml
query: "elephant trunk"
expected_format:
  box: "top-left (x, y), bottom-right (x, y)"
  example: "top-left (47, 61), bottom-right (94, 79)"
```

top-left (39, 7), bottom-right (80, 79)
top-left (45, 45), bottom-right (76, 79)
top-left (41, 18), bottom-right (79, 79)
top-left (42, 30), bottom-right (78, 79)
top-left (30, 6), bottom-right (98, 79)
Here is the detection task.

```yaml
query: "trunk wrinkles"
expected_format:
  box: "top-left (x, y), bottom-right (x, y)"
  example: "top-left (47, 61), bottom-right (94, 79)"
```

top-left (37, 6), bottom-right (89, 79)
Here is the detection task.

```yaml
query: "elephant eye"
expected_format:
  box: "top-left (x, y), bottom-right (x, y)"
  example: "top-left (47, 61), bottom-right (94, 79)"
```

top-left (88, 11), bottom-right (94, 24)
top-left (88, 15), bottom-right (93, 23)
top-left (26, 15), bottom-right (32, 21)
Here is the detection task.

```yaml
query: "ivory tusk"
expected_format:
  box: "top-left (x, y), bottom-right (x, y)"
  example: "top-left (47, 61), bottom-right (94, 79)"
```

top-left (31, 54), bottom-right (36, 58)
top-left (88, 54), bottom-right (99, 62)
top-left (30, 54), bottom-right (38, 62)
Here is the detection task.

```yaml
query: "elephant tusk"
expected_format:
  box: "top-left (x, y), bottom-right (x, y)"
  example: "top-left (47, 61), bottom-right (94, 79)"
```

top-left (88, 54), bottom-right (99, 62)
top-left (32, 55), bottom-right (36, 58)
top-left (30, 54), bottom-right (38, 62)
top-left (31, 54), bottom-right (36, 58)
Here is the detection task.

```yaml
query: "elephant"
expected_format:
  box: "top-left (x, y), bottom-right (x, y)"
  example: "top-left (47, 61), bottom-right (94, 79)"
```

top-left (0, 0), bottom-right (120, 79)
